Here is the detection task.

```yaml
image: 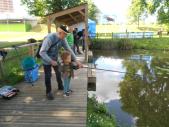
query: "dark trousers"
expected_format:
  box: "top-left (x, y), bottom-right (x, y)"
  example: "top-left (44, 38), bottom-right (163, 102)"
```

top-left (43, 65), bottom-right (63, 94)
top-left (82, 39), bottom-right (85, 52)
top-left (74, 41), bottom-right (80, 53)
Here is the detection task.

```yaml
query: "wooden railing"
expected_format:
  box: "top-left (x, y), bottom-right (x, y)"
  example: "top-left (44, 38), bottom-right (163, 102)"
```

top-left (0, 41), bottom-right (41, 78)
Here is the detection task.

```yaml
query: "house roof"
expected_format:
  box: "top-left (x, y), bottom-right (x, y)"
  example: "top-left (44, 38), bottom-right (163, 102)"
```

top-left (46, 3), bottom-right (87, 26)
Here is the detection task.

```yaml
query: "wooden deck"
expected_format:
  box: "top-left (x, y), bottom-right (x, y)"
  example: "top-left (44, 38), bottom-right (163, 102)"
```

top-left (0, 55), bottom-right (87, 127)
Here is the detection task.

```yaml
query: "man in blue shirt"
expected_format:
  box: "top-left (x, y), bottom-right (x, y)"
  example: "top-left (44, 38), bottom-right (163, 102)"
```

top-left (40, 25), bottom-right (82, 100)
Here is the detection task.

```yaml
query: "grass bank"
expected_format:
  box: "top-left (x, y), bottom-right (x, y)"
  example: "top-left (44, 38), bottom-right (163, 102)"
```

top-left (90, 37), bottom-right (169, 50)
top-left (87, 97), bottom-right (116, 127)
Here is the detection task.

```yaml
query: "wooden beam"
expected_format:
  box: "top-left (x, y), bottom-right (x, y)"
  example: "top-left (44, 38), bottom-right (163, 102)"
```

top-left (47, 4), bottom-right (86, 20)
top-left (47, 18), bottom-right (51, 33)
top-left (79, 10), bottom-right (85, 17)
top-left (84, 4), bottom-right (88, 62)
top-left (69, 14), bottom-right (78, 23)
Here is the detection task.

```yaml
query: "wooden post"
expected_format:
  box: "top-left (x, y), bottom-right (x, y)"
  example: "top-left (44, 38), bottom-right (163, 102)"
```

top-left (47, 17), bottom-right (51, 33)
top-left (29, 45), bottom-right (34, 56)
top-left (85, 4), bottom-right (89, 62)
top-left (0, 56), bottom-right (4, 77)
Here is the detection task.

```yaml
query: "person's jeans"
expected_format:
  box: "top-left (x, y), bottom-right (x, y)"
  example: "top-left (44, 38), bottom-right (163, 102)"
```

top-left (43, 65), bottom-right (63, 94)
top-left (63, 76), bottom-right (71, 94)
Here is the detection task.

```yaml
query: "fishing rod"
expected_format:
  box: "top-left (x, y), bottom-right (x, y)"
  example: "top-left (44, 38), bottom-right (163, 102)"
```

top-left (82, 65), bottom-right (142, 76)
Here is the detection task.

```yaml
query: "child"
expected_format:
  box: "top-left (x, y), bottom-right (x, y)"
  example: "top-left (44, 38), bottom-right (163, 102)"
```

top-left (61, 51), bottom-right (74, 97)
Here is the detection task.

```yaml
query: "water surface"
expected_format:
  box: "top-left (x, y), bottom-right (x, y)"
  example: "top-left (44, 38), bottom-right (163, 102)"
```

top-left (89, 50), bottom-right (169, 127)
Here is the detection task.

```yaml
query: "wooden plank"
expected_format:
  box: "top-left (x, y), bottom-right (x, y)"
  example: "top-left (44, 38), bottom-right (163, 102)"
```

top-left (68, 14), bottom-right (79, 23)
top-left (88, 50), bottom-right (93, 63)
top-left (47, 4), bottom-right (86, 20)
top-left (0, 56), bottom-right (4, 77)
top-left (84, 4), bottom-right (88, 62)
top-left (0, 122), bottom-right (86, 127)
top-left (79, 10), bottom-right (85, 17)
top-left (0, 55), bottom-right (87, 127)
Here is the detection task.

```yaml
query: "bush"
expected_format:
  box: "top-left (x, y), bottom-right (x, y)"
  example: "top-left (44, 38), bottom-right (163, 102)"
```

top-left (0, 45), bottom-right (41, 86)
top-left (87, 96), bottom-right (116, 127)
top-left (90, 37), bottom-right (169, 51)
top-left (117, 39), bottom-right (133, 50)
top-left (90, 38), bottom-right (133, 50)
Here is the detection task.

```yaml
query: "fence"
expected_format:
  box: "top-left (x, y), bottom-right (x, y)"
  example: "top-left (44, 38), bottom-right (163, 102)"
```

top-left (89, 32), bottom-right (169, 39)
top-left (0, 41), bottom-right (41, 86)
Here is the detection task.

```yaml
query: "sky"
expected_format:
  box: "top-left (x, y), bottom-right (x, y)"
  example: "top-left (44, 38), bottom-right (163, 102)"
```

top-left (93, 0), bottom-right (132, 23)
top-left (13, 0), bottom-right (29, 16)
top-left (11, 0), bottom-right (156, 24)
top-left (13, 0), bottom-right (132, 23)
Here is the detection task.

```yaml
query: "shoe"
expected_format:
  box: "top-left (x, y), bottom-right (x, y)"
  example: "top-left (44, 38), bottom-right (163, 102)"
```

top-left (63, 92), bottom-right (69, 97)
top-left (67, 89), bottom-right (73, 94)
top-left (46, 92), bottom-right (54, 100)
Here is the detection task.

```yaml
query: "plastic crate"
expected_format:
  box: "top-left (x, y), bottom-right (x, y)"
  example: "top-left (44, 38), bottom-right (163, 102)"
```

top-left (24, 64), bottom-right (39, 83)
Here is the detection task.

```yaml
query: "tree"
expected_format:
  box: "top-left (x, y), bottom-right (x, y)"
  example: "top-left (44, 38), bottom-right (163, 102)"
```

top-left (21, 0), bottom-right (46, 16)
top-left (130, 0), bottom-right (169, 28)
top-left (85, 0), bottom-right (100, 22)
top-left (21, 0), bottom-right (100, 22)
top-left (128, 0), bottom-right (147, 28)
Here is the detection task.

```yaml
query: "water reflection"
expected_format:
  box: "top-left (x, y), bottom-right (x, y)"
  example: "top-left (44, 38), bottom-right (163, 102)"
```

top-left (90, 50), bottom-right (169, 127)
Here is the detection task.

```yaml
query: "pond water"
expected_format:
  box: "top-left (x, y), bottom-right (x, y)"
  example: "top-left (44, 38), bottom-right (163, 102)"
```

top-left (89, 50), bottom-right (169, 127)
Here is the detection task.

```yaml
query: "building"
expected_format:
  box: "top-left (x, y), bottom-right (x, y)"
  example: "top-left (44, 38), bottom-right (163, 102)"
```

top-left (0, 0), bottom-right (37, 32)
top-left (0, 0), bottom-right (14, 13)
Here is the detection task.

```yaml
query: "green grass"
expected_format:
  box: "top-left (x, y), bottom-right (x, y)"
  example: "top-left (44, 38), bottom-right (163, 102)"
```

top-left (0, 45), bottom-right (41, 86)
top-left (96, 24), bottom-right (168, 33)
top-left (90, 37), bottom-right (169, 50)
top-left (0, 41), bottom-right (27, 48)
top-left (87, 96), bottom-right (116, 127)
top-left (0, 23), bottom-right (32, 32)
top-left (132, 37), bottom-right (169, 50)
top-left (0, 47), bottom-right (29, 86)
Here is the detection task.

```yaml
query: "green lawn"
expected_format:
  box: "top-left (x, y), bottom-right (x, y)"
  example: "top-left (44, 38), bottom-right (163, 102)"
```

top-left (96, 24), bottom-right (168, 33)
top-left (0, 23), bottom-right (32, 32)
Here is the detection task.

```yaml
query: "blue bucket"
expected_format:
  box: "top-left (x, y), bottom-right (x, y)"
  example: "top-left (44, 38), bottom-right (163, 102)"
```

top-left (24, 64), bottom-right (39, 83)
top-left (22, 56), bottom-right (36, 71)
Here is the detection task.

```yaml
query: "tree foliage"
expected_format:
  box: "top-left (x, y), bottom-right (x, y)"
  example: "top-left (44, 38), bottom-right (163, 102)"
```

top-left (129, 0), bottom-right (169, 26)
top-left (128, 0), bottom-right (147, 27)
top-left (21, 0), bottom-right (99, 22)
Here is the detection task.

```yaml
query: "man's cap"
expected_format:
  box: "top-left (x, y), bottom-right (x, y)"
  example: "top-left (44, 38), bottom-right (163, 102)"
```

top-left (58, 25), bottom-right (69, 34)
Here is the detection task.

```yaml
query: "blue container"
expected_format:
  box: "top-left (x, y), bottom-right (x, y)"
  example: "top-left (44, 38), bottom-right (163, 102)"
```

top-left (24, 64), bottom-right (39, 83)
top-left (22, 56), bottom-right (36, 71)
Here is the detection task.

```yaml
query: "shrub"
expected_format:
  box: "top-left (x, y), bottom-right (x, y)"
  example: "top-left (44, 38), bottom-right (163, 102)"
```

top-left (87, 96), bottom-right (116, 127)
top-left (90, 38), bottom-right (133, 50)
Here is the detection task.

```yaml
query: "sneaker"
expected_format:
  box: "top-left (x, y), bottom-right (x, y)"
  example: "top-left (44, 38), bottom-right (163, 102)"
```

top-left (67, 89), bottom-right (73, 94)
top-left (46, 92), bottom-right (54, 100)
top-left (63, 93), bottom-right (69, 97)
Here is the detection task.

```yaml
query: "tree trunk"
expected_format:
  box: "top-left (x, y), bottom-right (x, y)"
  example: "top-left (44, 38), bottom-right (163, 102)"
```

top-left (138, 16), bottom-right (140, 28)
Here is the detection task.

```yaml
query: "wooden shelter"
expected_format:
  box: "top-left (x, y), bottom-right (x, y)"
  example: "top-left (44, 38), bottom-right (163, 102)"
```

top-left (46, 3), bottom-right (88, 61)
